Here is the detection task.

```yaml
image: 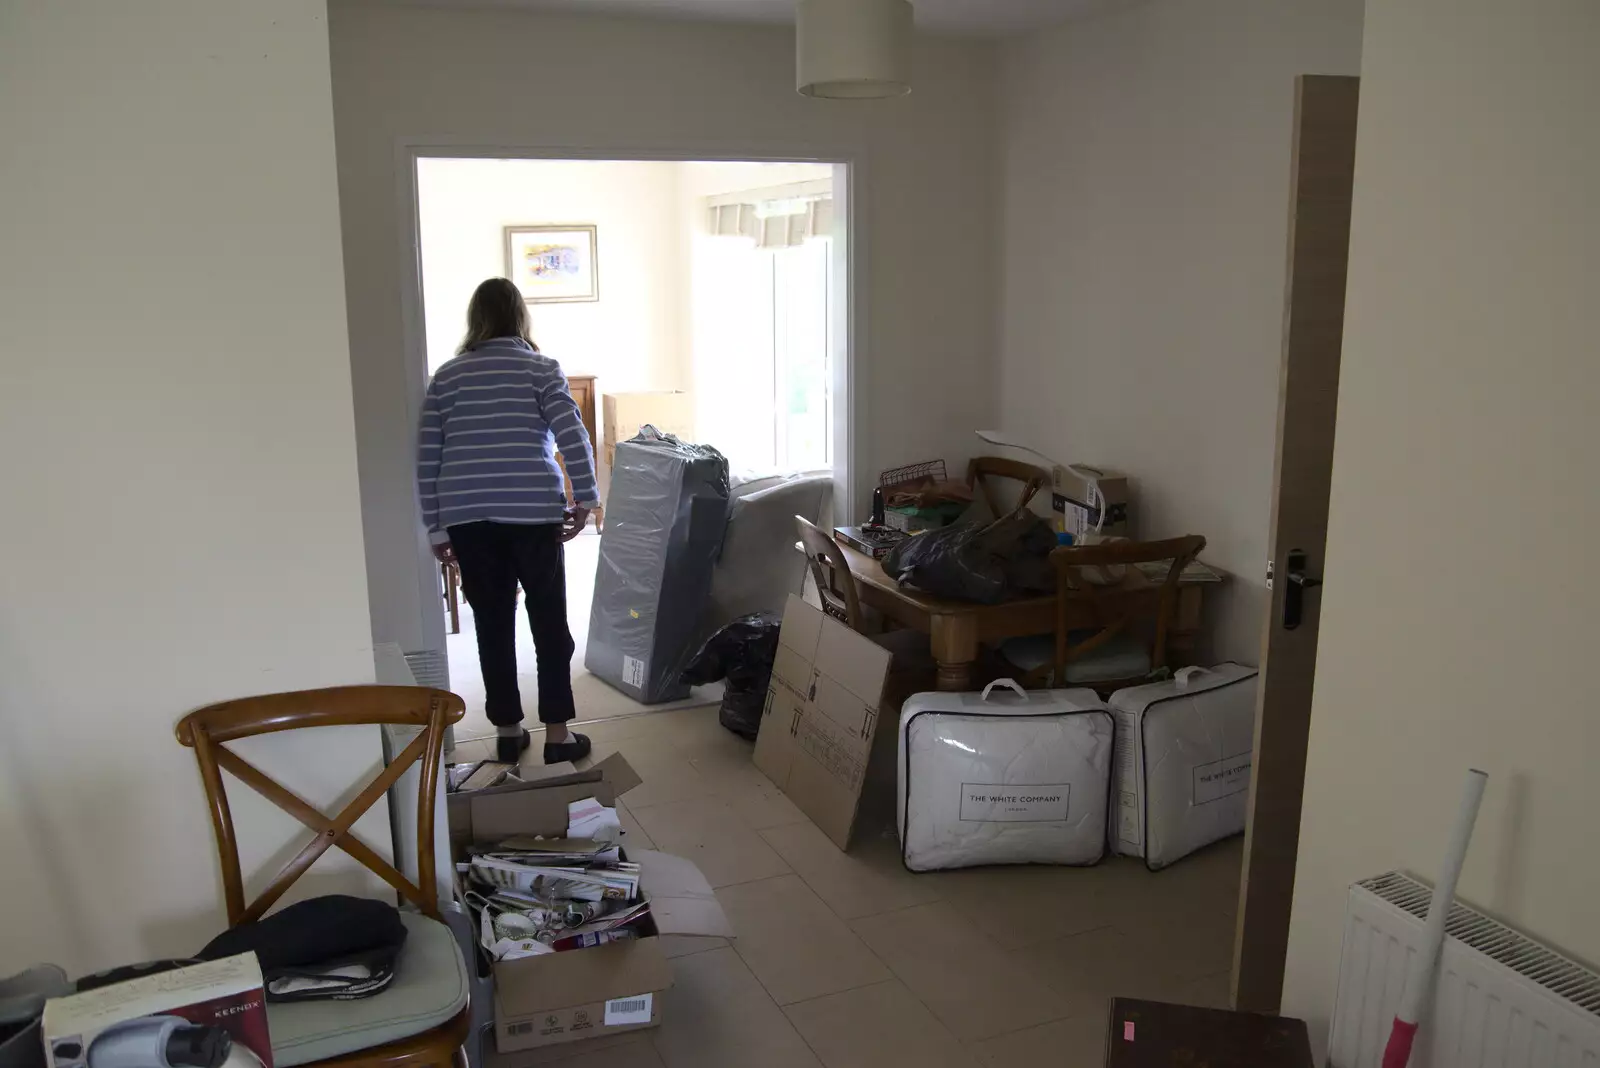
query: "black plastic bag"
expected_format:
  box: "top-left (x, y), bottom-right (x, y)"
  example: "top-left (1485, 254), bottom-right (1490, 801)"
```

top-left (882, 511), bottom-right (1057, 604)
top-left (680, 613), bottom-right (782, 740)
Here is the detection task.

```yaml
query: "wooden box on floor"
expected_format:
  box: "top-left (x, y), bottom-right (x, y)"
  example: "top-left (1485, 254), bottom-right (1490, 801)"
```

top-left (1103, 998), bottom-right (1313, 1067)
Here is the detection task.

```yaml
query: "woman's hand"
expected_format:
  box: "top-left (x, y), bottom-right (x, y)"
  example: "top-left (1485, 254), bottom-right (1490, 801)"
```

top-left (561, 507), bottom-right (590, 542)
top-left (432, 540), bottom-right (456, 564)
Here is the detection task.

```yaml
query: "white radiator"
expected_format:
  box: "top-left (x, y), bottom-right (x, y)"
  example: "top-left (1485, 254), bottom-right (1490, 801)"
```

top-left (1329, 871), bottom-right (1600, 1067)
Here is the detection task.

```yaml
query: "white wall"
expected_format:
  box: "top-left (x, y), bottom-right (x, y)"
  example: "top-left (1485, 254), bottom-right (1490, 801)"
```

top-left (997, 1), bottom-right (1363, 662)
top-left (329, 2), bottom-right (1000, 657)
top-left (417, 157), bottom-right (686, 387)
top-left (0, 1), bottom-right (378, 973)
top-left (1282, 1), bottom-right (1600, 1049)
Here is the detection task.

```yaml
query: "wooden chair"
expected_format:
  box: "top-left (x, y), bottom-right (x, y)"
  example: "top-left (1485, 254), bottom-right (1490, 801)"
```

top-left (1000, 535), bottom-right (1207, 696)
top-left (796, 514), bottom-right (863, 628)
top-left (966, 456), bottom-right (1050, 519)
top-left (176, 686), bottom-right (470, 1068)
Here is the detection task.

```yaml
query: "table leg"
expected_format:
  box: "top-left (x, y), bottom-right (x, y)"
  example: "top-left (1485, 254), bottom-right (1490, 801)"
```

top-left (930, 614), bottom-right (978, 692)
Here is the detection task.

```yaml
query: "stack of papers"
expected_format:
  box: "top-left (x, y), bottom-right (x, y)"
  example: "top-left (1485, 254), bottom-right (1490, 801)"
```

top-left (470, 854), bottom-right (641, 902)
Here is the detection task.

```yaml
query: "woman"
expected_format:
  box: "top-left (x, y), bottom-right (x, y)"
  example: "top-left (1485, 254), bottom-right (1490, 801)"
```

top-left (417, 277), bottom-right (597, 764)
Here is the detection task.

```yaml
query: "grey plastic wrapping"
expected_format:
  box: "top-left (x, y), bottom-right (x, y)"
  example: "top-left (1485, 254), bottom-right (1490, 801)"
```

top-left (585, 428), bottom-right (731, 703)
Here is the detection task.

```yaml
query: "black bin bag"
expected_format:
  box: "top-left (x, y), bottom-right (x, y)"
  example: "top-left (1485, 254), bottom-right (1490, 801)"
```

top-left (680, 614), bottom-right (782, 740)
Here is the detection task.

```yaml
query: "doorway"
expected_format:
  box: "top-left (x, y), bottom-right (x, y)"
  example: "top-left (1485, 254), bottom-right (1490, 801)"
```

top-left (408, 154), bottom-right (853, 739)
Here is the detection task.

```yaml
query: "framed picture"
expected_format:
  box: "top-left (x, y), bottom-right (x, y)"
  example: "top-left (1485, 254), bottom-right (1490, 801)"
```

top-left (504, 224), bottom-right (599, 304)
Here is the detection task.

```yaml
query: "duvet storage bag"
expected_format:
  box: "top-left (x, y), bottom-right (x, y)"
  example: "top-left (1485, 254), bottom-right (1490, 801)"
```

top-left (898, 680), bottom-right (1114, 872)
top-left (1109, 662), bottom-right (1258, 869)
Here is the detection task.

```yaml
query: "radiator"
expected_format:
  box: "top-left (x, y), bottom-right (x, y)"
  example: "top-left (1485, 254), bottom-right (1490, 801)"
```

top-left (1329, 871), bottom-right (1600, 1067)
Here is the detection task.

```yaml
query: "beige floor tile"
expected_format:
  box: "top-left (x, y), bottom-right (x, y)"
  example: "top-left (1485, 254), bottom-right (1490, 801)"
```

top-left (969, 1015), bottom-right (1109, 1067)
top-left (760, 820), bottom-right (940, 921)
top-left (656, 934), bottom-right (729, 959)
top-left (629, 796), bottom-right (791, 887)
top-left (524, 1037), bottom-right (666, 1068)
top-left (702, 764), bottom-right (808, 831)
top-left (486, 1030), bottom-right (653, 1065)
top-left (614, 798), bottom-right (656, 851)
top-left (1013, 925), bottom-right (1208, 1019)
top-left (717, 874), bottom-right (891, 1005)
top-left (449, 737), bottom-right (494, 764)
top-left (849, 902), bottom-right (1069, 1042)
top-left (650, 947), bottom-right (822, 1068)
top-left (1170, 969), bottom-right (1233, 1010)
top-left (609, 749), bottom-right (722, 809)
top-left (784, 979), bottom-right (979, 1068)
top-left (924, 861), bottom-right (1135, 951)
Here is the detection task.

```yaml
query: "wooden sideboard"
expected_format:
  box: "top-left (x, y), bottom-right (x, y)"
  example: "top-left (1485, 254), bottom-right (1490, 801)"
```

top-left (558, 375), bottom-right (602, 529)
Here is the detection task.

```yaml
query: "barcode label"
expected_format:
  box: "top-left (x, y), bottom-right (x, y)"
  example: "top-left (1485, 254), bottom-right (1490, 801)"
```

top-left (604, 993), bottom-right (653, 1026)
top-left (622, 656), bottom-right (645, 688)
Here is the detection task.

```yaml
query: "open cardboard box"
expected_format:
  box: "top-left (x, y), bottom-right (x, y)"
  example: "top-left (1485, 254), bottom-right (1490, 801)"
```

top-left (448, 753), bottom-right (733, 1052)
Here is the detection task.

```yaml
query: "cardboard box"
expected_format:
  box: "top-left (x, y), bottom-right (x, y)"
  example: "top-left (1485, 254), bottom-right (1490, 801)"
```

top-left (602, 391), bottom-right (694, 461)
top-left (43, 955), bottom-right (273, 1068)
top-left (753, 595), bottom-right (893, 850)
top-left (450, 754), bottom-right (732, 1053)
top-left (1051, 464), bottom-right (1133, 538)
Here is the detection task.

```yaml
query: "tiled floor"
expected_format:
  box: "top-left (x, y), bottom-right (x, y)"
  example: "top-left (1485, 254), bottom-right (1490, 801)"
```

top-left (479, 704), bottom-right (1244, 1068)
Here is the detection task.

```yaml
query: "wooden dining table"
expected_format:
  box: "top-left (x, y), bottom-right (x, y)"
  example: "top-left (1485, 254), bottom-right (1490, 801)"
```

top-left (828, 541), bottom-right (1222, 691)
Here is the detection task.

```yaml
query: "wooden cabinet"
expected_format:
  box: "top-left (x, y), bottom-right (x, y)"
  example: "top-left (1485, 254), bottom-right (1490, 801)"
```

top-left (558, 375), bottom-right (602, 528)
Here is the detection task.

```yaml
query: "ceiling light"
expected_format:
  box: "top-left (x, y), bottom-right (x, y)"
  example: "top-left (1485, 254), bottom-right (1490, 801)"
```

top-left (796, 0), bottom-right (913, 100)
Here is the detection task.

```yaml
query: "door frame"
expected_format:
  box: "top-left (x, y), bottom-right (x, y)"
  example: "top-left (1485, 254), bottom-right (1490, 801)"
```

top-left (1232, 74), bottom-right (1360, 1012)
top-left (391, 138), bottom-right (865, 656)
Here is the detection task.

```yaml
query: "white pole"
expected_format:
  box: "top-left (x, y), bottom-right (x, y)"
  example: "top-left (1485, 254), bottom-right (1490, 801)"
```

top-left (1383, 768), bottom-right (1488, 1068)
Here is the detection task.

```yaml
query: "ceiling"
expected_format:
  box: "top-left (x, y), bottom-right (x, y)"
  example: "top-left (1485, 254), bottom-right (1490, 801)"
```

top-left (372, 0), bottom-right (1139, 38)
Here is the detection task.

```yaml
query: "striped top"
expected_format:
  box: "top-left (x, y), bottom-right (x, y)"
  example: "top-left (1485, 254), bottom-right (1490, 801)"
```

top-left (417, 338), bottom-right (599, 540)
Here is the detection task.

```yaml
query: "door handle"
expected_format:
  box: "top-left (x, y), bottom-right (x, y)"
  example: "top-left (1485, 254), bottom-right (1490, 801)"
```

top-left (1282, 548), bottom-right (1322, 630)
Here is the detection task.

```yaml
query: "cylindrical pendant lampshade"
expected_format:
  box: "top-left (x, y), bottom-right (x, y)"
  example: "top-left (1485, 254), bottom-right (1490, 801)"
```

top-left (796, 0), bottom-right (913, 99)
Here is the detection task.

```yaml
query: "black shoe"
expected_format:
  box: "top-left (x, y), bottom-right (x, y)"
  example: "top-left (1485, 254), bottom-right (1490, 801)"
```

top-left (495, 728), bottom-right (531, 764)
top-left (543, 732), bottom-right (592, 765)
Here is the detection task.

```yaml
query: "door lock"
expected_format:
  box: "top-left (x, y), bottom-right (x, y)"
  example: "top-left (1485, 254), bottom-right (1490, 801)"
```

top-left (1282, 548), bottom-right (1322, 630)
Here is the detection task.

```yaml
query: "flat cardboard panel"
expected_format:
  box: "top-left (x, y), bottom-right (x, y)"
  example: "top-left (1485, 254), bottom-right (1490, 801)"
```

top-left (753, 596), bottom-right (892, 851)
top-left (633, 849), bottom-right (735, 938)
top-left (451, 754), bottom-right (641, 843)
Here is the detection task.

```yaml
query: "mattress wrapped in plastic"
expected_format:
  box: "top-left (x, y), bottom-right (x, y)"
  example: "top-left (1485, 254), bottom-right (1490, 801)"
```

top-left (1109, 662), bottom-right (1259, 869)
top-left (585, 429), bottom-right (730, 703)
top-left (897, 680), bottom-right (1114, 872)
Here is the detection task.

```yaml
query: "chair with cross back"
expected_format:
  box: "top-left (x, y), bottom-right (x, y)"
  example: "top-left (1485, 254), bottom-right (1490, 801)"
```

top-left (175, 686), bottom-right (470, 1068)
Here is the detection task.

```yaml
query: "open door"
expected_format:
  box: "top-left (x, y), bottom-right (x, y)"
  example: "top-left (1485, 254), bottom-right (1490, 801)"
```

top-left (1232, 74), bottom-right (1360, 1013)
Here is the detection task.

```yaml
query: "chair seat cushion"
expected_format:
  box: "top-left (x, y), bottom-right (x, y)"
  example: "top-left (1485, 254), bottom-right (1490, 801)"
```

top-left (1000, 632), bottom-right (1153, 684)
top-left (268, 911), bottom-right (468, 1067)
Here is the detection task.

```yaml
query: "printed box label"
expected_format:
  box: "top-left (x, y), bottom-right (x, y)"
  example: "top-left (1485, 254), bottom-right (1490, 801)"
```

top-left (959, 783), bottom-right (1071, 822)
top-left (1192, 752), bottom-right (1252, 805)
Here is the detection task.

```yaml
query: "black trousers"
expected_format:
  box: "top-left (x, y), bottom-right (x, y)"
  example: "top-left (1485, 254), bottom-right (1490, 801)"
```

top-left (448, 521), bottom-right (576, 727)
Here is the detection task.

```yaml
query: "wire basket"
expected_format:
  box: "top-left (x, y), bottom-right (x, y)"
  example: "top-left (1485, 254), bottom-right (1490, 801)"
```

top-left (878, 459), bottom-right (947, 488)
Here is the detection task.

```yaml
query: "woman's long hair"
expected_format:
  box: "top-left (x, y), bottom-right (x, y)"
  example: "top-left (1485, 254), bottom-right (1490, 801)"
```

top-left (457, 277), bottom-right (540, 354)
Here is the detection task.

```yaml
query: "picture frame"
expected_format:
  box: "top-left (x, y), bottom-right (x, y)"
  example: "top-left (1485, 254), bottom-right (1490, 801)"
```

top-left (503, 224), bottom-right (599, 304)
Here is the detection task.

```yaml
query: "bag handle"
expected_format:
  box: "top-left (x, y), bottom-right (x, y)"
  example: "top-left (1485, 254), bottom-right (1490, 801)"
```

top-left (1174, 665), bottom-right (1207, 689)
top-left (981, 678), bottom-right (1028, 702)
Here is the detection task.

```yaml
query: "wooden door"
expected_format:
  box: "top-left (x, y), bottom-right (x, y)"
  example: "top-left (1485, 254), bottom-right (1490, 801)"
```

top-left (1232, 75), bottom-right (1359, 1013)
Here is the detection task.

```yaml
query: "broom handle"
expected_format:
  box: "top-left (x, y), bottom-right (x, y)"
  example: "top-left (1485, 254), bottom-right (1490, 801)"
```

top-left (1383, 768), bottom-right (1488, 1068)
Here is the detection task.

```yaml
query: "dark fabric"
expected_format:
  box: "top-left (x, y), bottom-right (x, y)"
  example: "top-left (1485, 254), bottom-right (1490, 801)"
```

top-left (197, 896), bottom-right (406, 974)
top-left (882, 512), bottom-right (1057, 604)
top-left (449, 520), bottom-right (576, 726)
top-left (680, 614), bottom-right (781, 740)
